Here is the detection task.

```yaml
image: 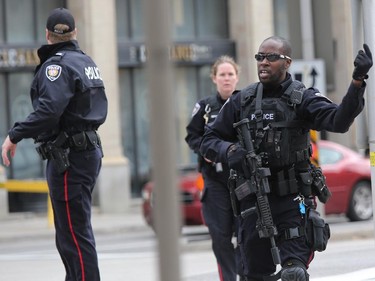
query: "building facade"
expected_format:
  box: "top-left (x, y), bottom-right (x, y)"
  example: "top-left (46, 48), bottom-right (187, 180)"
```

top-left (0, 0), bottom-right (359, 211)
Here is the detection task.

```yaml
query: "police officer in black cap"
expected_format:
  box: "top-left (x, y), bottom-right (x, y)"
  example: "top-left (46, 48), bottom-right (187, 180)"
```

top-left (200, 36), bottom-right (372, 281)
top-left (186, 55), bottom-right (241, 281)
top-left (1, 7), bottom-right (107, 281)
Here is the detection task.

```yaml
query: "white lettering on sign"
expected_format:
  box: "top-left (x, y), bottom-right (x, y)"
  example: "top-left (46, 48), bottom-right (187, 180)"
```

top-left (85, 66), bottom-right (102, 80)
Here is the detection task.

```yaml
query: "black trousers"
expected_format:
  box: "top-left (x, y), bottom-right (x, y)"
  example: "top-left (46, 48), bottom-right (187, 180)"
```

top-left (201, 174), bottom-right (238, 281)
top-left (238, 193), bottom-right (314, 281)
top-left (47, 147), bottom-right (102, 281)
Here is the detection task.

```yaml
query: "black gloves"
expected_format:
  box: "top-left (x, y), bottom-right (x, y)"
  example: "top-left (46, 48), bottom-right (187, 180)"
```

top-left (226, 144), bottom-right (247, 171)
top-left (352, 43), bottom-right (373, 81)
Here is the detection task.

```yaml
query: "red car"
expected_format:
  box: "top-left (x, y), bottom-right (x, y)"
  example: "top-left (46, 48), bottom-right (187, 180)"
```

top-left (319, 140), bottom-right (372, 221)
top-left (141, 140), bottom-right (373, 229)
top-left (141, 165), bottom-right (204, 228)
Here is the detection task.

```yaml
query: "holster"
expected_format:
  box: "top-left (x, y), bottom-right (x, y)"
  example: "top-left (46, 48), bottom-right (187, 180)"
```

top-left (228, 170), bottom-right (241, 217)
top-left (304, 207), bottom-right (330, 252)
top-left (36, 143), bottom-right (70, 174)
top-left (309, 164), bottom-right (332, 203)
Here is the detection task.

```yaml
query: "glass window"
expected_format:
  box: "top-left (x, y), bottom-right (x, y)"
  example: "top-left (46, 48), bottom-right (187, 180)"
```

top-left (172, 0), bottom-right (195, 40)
top-left (116, 0), bottom-right (130, 41)
top-left (119, 68), bottom-right (149, 195)
top-left (129, 0), bottom-right (144, 40)
top-left (35, 0), bottom-right (61, 43)
top-left (119, 69), bottom-right (135, 174)
top-left (5, 0), bottom-right (34, 44)
top-left (1, 0), bottom-right (60, 44)
top-left (0, 3), bottom-right (4, 43)
top-left (8, 73), bottom-right (44, 179)
top-left (172, 0), bottom-right (228, 40)
top-left (273, 0), bottom-right (290, 38)
top-left (133, 68), bottom-right (149, 175)
top-left (174, 65), bottom-right (215, 166)
top-left (0, 75), bottom-right (7, 140)
top-left (196, 0), bottom-right (228, 38)
top-left (174, 67), bottom-right (198, 165)
top-left (115, 0), bottom-right (143, 41)
top-left (198, 65), bottom-right (214, 100)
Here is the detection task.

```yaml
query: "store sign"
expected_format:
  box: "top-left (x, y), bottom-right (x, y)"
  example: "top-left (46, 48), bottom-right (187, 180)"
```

top-left (289, 59), bottom-right (326, 94)
top-left (118, 40), bottom-right (236, 67)
top-left (0, 47), bottom-right (39, 69)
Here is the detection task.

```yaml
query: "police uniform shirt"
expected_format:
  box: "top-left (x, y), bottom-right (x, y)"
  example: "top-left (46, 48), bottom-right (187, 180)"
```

top-left (185, 92), bottom-right (232, 154)
top-left (8, 40), bottom-right (108, 143)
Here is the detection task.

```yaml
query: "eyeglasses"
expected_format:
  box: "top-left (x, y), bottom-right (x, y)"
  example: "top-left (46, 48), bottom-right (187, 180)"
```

top-left (254, 53), bottom-right (291, 62)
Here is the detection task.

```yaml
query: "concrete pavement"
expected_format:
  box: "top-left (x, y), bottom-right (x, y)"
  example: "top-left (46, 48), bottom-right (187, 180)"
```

top-left (0, 198), bottom-right (374, 242)
top-left (0, 198), bottom-right (374, 281)
top-left (0, 198), bottom-right (149, 243)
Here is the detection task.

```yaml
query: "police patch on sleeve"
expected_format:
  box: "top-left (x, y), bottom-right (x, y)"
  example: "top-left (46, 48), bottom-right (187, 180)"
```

top-left (45, 65), bottom-right (62, 82)
top-left (191, 103), bottom-right (201, 117)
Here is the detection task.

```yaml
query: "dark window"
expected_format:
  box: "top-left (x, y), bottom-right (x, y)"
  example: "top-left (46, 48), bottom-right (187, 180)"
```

top-left (173, 0), bottom-right (228, 40)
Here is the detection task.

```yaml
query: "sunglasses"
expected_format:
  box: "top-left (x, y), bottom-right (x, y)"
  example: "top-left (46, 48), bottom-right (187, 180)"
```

top-left (254, 53), bottom-right (291, 62)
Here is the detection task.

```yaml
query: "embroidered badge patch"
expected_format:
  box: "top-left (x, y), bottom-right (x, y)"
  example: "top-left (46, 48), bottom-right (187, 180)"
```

top-left (191, 103), bottom-right (201, 117)
top-left (45, 65), bottom-right (62, 81)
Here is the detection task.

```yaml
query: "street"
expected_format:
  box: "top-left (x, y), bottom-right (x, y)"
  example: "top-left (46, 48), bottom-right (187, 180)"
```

top-left (0, 209), bottom-right (374, 280)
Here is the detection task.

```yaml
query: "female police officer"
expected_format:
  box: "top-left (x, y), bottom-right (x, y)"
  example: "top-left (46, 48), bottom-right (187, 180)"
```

top-left (185, 55), bottom-right (241, 281)
top-left (200, 36), bottom-right (372, 281)
top-left (2, 8), bottom-right (107, 281)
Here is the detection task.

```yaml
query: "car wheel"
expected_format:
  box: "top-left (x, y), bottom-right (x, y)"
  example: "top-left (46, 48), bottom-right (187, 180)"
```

top-left (347, 181), bottom-right (373, 221)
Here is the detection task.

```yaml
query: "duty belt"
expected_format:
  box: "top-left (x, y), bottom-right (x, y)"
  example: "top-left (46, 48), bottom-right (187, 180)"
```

top-left (35, 131), bottom-right (101, 173)
top-left (65, 131), bottom-right (101, 151)
top-left (36, 131), bottom-right (101, 159)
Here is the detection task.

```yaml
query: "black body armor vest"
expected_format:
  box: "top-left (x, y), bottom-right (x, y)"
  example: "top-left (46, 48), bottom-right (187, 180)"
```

top-left (240, 81), bottom-right (311, 170)
top-left (203, 94), bottom-right (223, 124)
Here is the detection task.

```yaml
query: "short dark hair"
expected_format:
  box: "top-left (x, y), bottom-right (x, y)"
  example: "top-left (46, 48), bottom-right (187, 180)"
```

top-left (262, 36), bottom-right (292, 57)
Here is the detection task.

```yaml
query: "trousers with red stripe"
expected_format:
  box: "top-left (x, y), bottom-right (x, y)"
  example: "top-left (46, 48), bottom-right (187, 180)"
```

top-left (47, 147), bottom-right (103, 281)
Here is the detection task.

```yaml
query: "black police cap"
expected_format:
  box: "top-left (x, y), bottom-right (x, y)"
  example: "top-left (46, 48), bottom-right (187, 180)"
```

top-left (46, 8), bottom-right (75, 34)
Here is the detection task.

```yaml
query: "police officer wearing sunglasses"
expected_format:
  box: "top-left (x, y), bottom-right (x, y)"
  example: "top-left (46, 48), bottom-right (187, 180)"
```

top-left (200, 36), bottom-right (372, 281)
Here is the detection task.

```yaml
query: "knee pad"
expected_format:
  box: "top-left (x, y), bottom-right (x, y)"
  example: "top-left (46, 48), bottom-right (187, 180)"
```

top-left (281, 262), bottom-right (309, 281)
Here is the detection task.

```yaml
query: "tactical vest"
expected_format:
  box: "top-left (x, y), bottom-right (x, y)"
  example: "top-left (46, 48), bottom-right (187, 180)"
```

top-left (240, 80), bottom-right (311, 170)
top-left (203, 94), bottom-right (223, 124)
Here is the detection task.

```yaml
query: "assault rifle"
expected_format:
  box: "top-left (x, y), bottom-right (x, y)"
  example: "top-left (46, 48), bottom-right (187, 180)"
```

top-left (233, 118), bottom-right (281, 266)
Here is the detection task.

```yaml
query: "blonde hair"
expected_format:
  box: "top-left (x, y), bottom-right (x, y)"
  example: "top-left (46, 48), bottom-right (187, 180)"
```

top-left (48, 24), bottom-right (76, 43)
top-left (210, 55), bottom-right (240, 79)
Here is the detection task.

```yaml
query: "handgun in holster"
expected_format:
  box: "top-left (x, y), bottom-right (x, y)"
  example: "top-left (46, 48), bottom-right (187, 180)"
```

top-left (36, 132), bottom-right (70, 174)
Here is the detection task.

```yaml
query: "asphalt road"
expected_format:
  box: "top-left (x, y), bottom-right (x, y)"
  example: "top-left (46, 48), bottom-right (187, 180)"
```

top-left (0, 205), bottom-right (374, 281)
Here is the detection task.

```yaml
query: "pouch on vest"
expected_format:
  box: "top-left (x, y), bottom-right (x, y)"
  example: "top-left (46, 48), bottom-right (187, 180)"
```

top-left (304, 208), bottom-right (330, 252)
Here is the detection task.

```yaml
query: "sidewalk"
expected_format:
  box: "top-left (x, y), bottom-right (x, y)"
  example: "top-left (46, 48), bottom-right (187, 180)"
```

top-left (0, 198), bottom-right (149, 242)
top-left (0, 198), bottom-right (374, 242)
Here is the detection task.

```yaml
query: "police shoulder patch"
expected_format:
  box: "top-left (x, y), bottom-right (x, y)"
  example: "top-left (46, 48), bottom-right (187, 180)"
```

top-left (191, 103), bottom-right (201, 117)
top-left (45, 64), bottom-right (62, 82)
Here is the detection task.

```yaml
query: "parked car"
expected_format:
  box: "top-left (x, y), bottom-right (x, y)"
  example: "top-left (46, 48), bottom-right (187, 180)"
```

top-left (141, 140), bottom-right (373, 229)
top-left (318, 140), bottom-right (372, 221)
top-left (141, 165), bottom-right (204, 229)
